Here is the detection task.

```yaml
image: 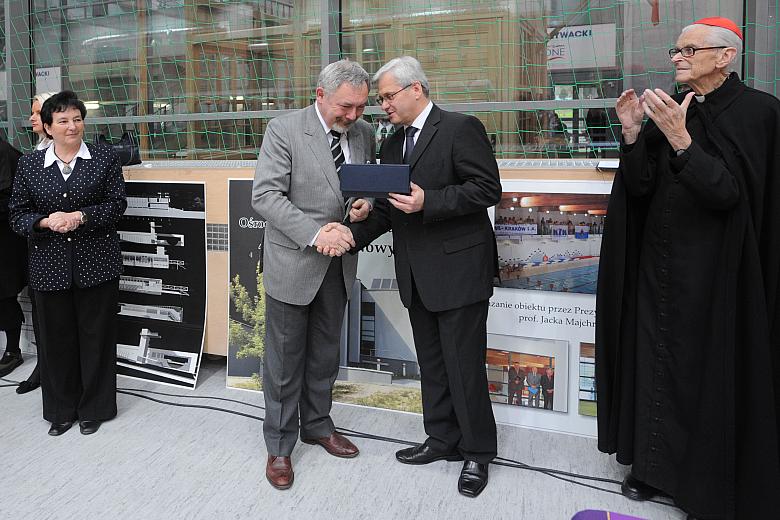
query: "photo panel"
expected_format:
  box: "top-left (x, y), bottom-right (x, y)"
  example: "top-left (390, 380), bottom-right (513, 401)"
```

top-left (494, 191), bottom-right (608, 294)
top-left (226, 179), bottom-right (265, 391)
top-left (486, 334), bottom-right (569, 413)
top-left (579, 342), bottom-right (597, 416)
top-left (116, 181), bottom-right (207, 388)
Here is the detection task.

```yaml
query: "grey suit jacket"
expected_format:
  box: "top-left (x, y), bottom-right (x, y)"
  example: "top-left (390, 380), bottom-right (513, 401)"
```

top-left (252, 104), bottom-right (375, 305)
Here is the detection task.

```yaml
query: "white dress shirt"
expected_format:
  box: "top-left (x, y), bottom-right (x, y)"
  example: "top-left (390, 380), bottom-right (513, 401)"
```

top-left (44, 141), bottom-right (91, 181)
top-left (403, 101), bottom-right (434, 158)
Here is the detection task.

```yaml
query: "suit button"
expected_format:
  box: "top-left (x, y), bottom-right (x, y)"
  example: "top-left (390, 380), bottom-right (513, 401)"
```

top-left (63, 193), bottom-right (68, 198)
top-left (67, 237), bottom-right (72, 242)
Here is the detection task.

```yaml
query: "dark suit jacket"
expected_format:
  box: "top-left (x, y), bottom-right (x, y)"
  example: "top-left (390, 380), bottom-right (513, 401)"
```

top-left (352, 104), bottom-right (501, 312)
top-left (0, 140), bottom-right (26, 299)
top-left (9, 143), bottom-right (127, 291)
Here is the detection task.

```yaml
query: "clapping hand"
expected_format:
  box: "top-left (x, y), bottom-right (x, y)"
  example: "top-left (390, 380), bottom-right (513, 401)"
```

top-left (641, 89), bottom-right (695, 151)
top-left (315, 222), bottom-right (355, 257)
top-left (616, 89), bottom-right (646, 144)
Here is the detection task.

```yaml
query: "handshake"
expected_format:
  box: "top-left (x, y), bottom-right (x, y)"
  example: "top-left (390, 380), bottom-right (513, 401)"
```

top-left (315, 223), bottom-right (355, 257)
top-left (39, 211), bottom-right (83, 233)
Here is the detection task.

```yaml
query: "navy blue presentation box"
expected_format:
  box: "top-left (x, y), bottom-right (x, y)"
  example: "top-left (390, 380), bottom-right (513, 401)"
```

top-left (340, 163), bottom-right (411, 198)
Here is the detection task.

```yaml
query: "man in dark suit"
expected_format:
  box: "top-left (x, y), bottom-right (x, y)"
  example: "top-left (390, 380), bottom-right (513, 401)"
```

top-left (347, 56), bottom-right (501, 497)
top-left (507, 362), bottom-right (524, 406)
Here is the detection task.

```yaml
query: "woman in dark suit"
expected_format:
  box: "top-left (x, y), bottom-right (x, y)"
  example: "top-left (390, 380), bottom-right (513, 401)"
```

top-left (9, 91), bottom-right (126, 436)
top-left (0, 140), bottom-right (25, 378)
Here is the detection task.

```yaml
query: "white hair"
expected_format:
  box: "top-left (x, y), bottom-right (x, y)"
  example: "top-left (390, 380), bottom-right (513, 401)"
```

top-left (33, 91), bottom-right (56, 106)
top-left (373, 56), bottom-right (430, 97)
top-left (32, 91), bottom-right (58, 147)
top-left (681, 24), bottom-right (742, 73)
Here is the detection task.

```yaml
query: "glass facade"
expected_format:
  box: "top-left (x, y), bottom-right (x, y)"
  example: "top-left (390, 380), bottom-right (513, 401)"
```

top-left (1, 1), bottom-right (776, 160)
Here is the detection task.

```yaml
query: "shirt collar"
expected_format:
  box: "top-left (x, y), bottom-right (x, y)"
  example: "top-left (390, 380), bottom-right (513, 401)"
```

top-left (44, 140), bottom-right (91, 169)
top-left (407, 101), bottom-right (434, 133)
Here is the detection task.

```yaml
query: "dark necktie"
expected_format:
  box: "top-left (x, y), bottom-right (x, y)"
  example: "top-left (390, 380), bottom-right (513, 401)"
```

top-left (330, 129), bottom-right (352, 218)
top-left (403, 126), bottom-right (418, 164)
top-left (330, 130), bottom-right (344, 177)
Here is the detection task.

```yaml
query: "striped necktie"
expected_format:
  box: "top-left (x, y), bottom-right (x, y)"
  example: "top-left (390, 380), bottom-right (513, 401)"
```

top-left (330, 129), bottom-right (352, 217)
top-left (330, 130), bottom-right (344, 177)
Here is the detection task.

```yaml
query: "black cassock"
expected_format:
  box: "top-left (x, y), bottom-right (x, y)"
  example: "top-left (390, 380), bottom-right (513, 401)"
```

top-left (596, 73), bottom-right (780, 519)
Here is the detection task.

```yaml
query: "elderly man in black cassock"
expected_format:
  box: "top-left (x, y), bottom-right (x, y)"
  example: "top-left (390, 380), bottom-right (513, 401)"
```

top-left (596, 17), bottom-right (780, 520)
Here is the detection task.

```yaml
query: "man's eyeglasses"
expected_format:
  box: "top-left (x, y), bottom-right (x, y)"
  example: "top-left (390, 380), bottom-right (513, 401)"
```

top-left (668, 46), bottom-right (727, 59)
top-left (375, 83), bottom-right (413, 105)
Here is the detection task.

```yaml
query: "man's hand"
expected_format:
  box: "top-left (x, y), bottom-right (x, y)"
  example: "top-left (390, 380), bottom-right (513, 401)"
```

top-left (388, 182), bottom-right (424, 214)
top-left (348, 198), bottom-right (371, 223)
top-left (46, 211), bottom-right (81, 233)
top-left (615, 89), bottom-right (646, 144)
top-left (642, 89), bottom-right (695, 151)
top-left (315, 222), bottom-right (355, 257)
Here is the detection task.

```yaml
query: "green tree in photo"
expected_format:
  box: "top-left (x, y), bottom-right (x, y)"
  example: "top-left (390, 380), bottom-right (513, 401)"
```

top-left (229, 264), bottom-right (266, 362)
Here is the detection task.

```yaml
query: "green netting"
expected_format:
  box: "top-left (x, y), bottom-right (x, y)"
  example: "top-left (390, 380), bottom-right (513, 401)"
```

top-left (1, 1), bottom-right (775, 159)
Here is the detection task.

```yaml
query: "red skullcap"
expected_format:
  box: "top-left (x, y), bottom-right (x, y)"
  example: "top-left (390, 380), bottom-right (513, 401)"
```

top-left (694, 17), bottom-right (743, 40)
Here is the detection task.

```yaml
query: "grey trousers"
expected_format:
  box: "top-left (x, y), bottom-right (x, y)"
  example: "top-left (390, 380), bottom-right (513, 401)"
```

top-left (262, 258), bottom-right (347, 456)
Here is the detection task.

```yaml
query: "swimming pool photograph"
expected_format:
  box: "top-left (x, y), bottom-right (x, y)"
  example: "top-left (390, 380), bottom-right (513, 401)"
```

top-left (493, 186), bottom-right (610, 295)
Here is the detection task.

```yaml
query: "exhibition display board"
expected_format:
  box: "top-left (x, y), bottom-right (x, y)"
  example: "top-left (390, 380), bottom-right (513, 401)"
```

top-left (115, 181), bottom-right (208, 388)
top-left (115, 161), bottom-right (616, 434)
top-left (221, 162), bottom-right (614, 437)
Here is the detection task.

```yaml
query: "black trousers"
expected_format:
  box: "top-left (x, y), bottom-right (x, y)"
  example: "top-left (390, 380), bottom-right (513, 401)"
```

top-left (35, 279), bottom-right (118, 423)
top-left (408, 282), bottom-right (497, 464)
top-left (0, 296), bottom-right (23, 332)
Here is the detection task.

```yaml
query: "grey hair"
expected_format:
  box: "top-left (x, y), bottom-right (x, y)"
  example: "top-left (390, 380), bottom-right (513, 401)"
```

top-left (682, 24), bottom-right (742, 73)
top-left (317, 59), bottom-right (370, 94)
top-left (373, 56), bottom-right (430, 97)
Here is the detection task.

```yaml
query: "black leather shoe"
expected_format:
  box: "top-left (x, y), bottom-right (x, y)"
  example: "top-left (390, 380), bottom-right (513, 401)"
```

top-left (458, 461), bottom-right (489, 498)
top-left (48, 422), bottom-right (74, 436)
top-left (16, 364), bottom-right (40, 394)
top-left (621, 473), bottom-right (662, 501)
top-left (0, 351), bottom-right (23, 377)
top-left (79, 420), bottom-right (102, 435)
top-left (396, 443), bottom-right (463, 465)
top-left (16, 378), bottom-right (40, 394)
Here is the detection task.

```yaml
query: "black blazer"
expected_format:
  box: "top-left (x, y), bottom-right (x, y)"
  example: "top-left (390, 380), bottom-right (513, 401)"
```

top-left (9, 143), bottom-right (127, 291)
top-left (352, 105), bottom-right (501, 312)
top-left (0, 140), bottom-right (26, 299)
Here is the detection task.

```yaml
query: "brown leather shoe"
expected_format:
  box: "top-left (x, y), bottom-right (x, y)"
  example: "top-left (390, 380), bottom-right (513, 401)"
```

top-left (265, 455), bottom-right (293, 490)
top-left (302, 431), bottom-right (359, 458)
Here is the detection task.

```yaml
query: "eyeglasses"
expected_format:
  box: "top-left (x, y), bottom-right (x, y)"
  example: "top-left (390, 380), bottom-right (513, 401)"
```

top-left (668, 46), bottom-right (727, 59)
top-left (375, 83), bottom-right (413, 105)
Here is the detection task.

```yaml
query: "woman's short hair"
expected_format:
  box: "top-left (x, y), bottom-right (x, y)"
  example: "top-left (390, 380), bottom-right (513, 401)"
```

top-left (40, 91), bottom-right (87, 139)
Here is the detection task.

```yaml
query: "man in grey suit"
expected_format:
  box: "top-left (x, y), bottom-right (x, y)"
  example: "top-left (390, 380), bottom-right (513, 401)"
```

top-left (251, 59), bottom-right (376, 490)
